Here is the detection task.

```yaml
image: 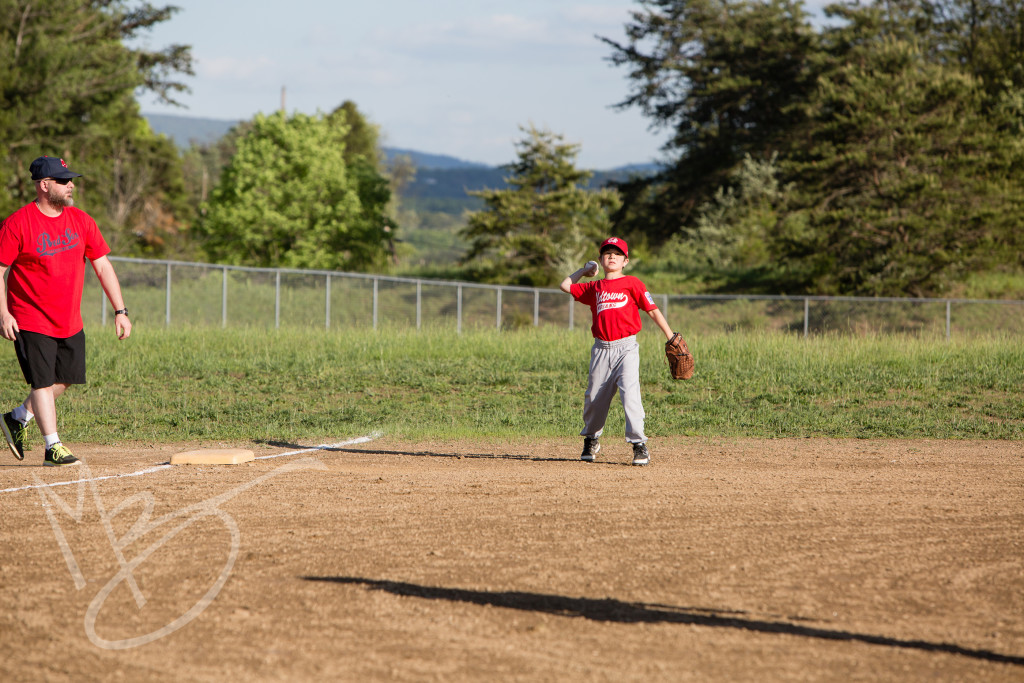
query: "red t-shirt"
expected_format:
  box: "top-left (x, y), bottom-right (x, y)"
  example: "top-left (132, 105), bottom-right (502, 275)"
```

top-left (0, 203), bottom-right (110, 337)
top-left (570, 275), bottom-right (658, 341)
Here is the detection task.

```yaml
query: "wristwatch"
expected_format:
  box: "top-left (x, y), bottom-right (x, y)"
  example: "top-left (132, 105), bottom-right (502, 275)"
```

top-left (114, 308), bottom-right (129, 317)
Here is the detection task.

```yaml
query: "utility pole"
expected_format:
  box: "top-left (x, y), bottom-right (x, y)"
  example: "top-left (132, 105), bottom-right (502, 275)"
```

top-left (280, 86), bottom-right (286, 113)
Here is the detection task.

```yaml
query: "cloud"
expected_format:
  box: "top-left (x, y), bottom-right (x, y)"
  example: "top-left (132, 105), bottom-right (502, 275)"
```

top-left (200, 55), bottom-right (277, 80)
top-left (561, 5), bottom-right (636, 28)
top-left (372, 7), bottom-right (620, 63)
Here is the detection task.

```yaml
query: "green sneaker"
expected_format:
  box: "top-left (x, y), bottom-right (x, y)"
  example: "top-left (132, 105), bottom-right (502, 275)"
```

top-left (44, 443), bottom-right (79, 467)
top-left (1, 412), bottom-right (27, 461)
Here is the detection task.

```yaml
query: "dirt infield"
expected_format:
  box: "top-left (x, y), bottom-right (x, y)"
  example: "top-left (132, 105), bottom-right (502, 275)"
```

top-left (2, 436), bottom-right (1022, 682)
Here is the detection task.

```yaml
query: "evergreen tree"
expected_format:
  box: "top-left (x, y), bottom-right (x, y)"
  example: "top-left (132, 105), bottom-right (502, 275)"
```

top-left (461, 126), bottom-right (621, 286)
top-left (602, 0), bottom-right (821, 241)
top-left (0, 0), bottom-right (193, 251)
top-left (327, 100), bottom-right (382, 167)
top-left (783, 34), bottom-right (1024, 295)
top-left (604, 0), bottom-right (1024, 295)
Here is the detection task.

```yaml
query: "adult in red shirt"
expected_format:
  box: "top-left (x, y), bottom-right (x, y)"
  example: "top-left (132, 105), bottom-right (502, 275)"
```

top-left (0, 156), bottom-right (132, 466)
top-left (561, 237), bottom-right (676, 466)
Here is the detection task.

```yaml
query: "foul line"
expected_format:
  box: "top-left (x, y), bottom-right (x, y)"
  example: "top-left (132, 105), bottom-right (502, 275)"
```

top-left (0, 433), bottom-right (381, 495)
top-left (255, 433), bottom-right (379, 460)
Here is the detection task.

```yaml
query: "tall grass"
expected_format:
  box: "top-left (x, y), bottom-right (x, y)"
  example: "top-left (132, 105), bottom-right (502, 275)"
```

top-left (0, 326), bottom-right (1019, 443)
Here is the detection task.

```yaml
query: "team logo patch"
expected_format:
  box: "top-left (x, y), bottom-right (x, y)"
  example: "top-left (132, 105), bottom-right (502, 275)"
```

top-left (644, 292), bottom-right (655, 306)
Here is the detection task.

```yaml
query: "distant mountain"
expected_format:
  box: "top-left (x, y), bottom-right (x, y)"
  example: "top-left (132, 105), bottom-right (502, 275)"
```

top-left (402, 166), bottom-right (658, 207)
top-left (381, 147), bottom-right (490, 170)
top-left (145, 113), bottom-right (241, 147)
top-left (144, 113), bottom-right (494, 169)
top-left (143, 112), bottom-right (661, 175)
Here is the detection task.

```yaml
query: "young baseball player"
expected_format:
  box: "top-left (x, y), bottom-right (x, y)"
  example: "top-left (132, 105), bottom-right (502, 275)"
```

top-left (560, 237), bottom-right (675, 466)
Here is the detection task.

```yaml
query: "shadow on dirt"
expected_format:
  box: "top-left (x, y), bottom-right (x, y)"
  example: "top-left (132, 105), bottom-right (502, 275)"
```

top-left (256, 440), bottom-right (572, 463)
top-left (303, 576), bottom-right (1024, 667)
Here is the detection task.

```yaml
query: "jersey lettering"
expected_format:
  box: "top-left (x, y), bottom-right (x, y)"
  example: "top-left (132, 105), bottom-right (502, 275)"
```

top-left (596, 291), bottom-right (630, 314)
top-left (36, 228), bottom-right (81, 256)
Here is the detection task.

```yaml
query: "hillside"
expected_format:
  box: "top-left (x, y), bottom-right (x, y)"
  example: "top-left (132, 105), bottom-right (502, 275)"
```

top-left (143, 113), bottom-right (661, 177)
top-left (145, 113), bottom-right (505, 171)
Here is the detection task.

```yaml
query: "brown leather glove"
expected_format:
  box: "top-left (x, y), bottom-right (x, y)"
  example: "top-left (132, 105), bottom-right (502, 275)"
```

top-left (665, 333), bottom-right (695, 380)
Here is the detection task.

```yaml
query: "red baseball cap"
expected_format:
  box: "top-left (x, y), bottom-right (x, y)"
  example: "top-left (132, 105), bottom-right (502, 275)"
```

top-left (599, 237), bottom-right (628, 257)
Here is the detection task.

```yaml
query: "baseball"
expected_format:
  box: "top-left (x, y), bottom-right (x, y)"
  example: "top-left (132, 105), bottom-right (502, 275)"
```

top-left (584, 260), bottom-right (599, 277)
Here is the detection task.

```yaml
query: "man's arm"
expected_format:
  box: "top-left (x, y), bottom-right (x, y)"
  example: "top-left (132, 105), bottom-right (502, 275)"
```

top-left (91, 255), bottom-right (132, 340)
top-left (0, 263), bottom-right (17, 341)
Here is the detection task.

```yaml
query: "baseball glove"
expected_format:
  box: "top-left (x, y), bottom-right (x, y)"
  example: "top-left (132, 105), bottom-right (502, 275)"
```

top-left (665, 333), bottom-right (694, 380)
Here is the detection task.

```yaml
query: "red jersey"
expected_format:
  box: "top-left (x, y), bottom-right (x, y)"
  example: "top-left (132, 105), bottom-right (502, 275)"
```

top-left (0, 203), bottom-right (110, 337)
top-left (570, 275), bottom-right (658, 341)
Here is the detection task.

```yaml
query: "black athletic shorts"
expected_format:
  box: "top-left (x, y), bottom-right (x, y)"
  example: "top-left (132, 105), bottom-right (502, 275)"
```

top-left (13, 329), bottom-right (87, 389)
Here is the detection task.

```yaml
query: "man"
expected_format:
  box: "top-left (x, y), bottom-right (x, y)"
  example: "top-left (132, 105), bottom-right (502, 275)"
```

top-left (0, 156), bottom-right (132, 466)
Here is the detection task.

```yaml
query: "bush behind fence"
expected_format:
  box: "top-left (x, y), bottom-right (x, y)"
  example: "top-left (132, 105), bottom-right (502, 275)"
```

top-left (83, 258), bottom-right (1024, 339)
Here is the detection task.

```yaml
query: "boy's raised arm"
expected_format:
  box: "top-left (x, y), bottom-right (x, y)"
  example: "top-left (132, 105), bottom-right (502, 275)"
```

top-left (560, 261), bottom-right (599, 293)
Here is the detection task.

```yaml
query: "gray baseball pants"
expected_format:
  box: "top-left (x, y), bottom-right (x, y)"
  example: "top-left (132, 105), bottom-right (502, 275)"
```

top-left (580, 335), bottom-right (646, 444)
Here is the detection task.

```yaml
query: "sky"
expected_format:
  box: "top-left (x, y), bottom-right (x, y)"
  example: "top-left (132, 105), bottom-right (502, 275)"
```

top-left (134, 1), bottom-right (828, 170)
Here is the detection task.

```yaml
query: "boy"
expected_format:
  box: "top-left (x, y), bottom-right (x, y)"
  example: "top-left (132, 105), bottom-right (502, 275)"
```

top-left (560, 237), bottom-right (675, 466)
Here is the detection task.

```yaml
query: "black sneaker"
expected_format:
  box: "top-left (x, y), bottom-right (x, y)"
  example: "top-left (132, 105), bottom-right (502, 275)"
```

top-left (1, 412), bottom-right (27, 461)
top-left (44, 443), bottom-right (79, 467)
top-left (580, 437), bottom-right (600, 462)
top-left (632, 442), bottom-right (650, 466)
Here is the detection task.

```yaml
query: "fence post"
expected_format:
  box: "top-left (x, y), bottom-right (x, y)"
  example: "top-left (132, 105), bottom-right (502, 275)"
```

top-left (165, 262), bottom-right (172, 326)
top-left (803, 298), bottom-right (809, 338)
top-left (325, 274), bottom-right (331, 329)
top-left (946, 300), bottom-right (951, 341)
top-left (496, 288), bottom-right (502, 330)
top-left (221, 266), bottom-right (228, 328)
top-left (275, 270), bottom-right (281, 329)
top-left (533, 290), bottom-right (539, 326)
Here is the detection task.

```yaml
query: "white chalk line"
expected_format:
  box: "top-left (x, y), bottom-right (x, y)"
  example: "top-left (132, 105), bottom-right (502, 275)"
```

top-left (254, 432), bottom-right (380, 460)
top-left (0, 433), bottom-right (381, 495)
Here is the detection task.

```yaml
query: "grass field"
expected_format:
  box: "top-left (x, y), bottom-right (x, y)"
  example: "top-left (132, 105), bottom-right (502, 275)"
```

top-left (1, 325), bottom-right (1019, 444)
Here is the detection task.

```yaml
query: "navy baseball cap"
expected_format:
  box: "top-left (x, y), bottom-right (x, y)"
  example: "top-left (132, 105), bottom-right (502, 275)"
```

top-left (599, 237), bottom-right (628, 257)
top-left (30, 156), bottom-right (83, 181)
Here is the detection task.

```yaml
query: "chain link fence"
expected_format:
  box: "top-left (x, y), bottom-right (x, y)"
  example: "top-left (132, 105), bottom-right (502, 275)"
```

top-left (84, 257), bottom-right (1024, 339)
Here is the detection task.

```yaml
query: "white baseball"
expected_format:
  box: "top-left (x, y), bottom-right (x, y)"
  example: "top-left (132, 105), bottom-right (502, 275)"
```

top-left (584, 260), bottom-right (599, 276)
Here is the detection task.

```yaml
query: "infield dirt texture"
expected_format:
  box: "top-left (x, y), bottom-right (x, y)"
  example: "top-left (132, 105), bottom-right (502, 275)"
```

top-left (2, 435), bottom-right (1022, 681)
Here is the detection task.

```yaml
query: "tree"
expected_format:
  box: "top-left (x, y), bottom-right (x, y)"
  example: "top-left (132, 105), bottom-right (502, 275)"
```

top-left (197, 111), bottom-right (394, 271)
top-left (327, 100), bottom-right (382, 167)
top-left (782, 25), bottom-right (1024, 295)
top-left (327, 100), bottom-right (398, 263)
top-left (0, 0), bottom-right (194, 250)
top-left (604, 0), bottom-right (1024, 295)
top-left (602, 0), bottom-right (821, 241)
top-left (689, 153), bottom-right (786, 269)
top-left (460, 126), bottom-right (621, 286)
